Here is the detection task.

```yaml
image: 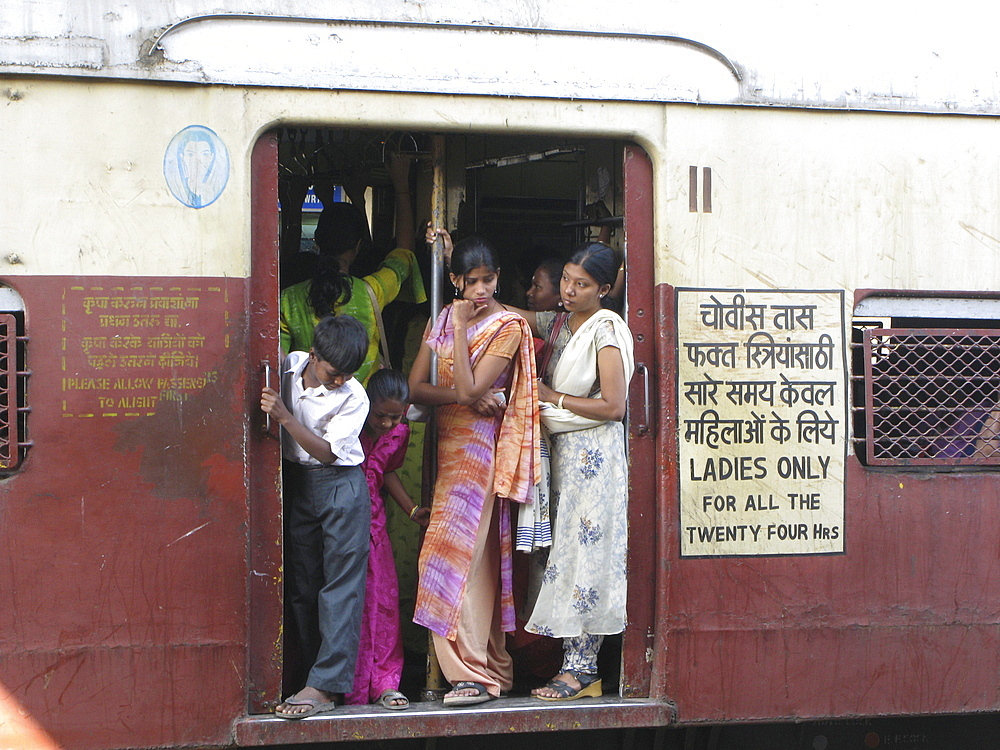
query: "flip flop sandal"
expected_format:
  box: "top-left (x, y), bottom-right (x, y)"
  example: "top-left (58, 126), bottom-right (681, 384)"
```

top-left (442, 681), bottom-right (495, 707)
top-left (535, 671), bottom-right (603, 702)
top-left (274, 696), bottom-right (338, 719)
top-left (377, 689), bottom-right (410, 710)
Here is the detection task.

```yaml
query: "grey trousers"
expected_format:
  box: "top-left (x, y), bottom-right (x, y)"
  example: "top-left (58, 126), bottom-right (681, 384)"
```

top-left (284, 462), bottom-right (370, 694)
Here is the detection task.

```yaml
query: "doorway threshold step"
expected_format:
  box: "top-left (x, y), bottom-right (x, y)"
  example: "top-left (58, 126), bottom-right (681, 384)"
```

top-left (234, 695), bottom-right (676, 745)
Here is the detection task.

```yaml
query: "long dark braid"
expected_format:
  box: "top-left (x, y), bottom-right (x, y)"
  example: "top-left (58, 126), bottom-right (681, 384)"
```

top-left (307, 202), bottom-right (369, 318)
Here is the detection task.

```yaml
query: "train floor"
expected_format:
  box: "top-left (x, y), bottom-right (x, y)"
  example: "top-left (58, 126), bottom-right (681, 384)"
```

top-left (228, 710), bottom-right (1000, 750)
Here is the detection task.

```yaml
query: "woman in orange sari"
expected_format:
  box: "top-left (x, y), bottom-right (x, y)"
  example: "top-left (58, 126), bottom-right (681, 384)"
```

top-left (409, 236), bottom-right (539, 706)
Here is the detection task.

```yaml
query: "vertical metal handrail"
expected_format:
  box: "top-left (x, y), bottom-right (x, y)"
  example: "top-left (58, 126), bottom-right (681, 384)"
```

top-left (636, 362), bottom-right (651, 434)
top-left (422, 134), bottom-right (447, 699)
top-left (429, 134), bottom-right (446, 385)
top-left (261, 360), bottom-right (272, 433)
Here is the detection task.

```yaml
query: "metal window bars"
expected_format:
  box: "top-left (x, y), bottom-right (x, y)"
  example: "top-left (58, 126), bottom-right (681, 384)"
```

top-left (0, 313), bottom-right (29, 471)
top-left (854, 328), bottom-right (1000, 466)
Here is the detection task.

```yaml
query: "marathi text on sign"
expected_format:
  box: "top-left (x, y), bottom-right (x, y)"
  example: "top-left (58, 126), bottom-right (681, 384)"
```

top-left (677, 289), bottom-right (847, 556)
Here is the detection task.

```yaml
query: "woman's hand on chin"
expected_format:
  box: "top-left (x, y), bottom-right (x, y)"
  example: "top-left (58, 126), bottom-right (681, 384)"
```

top-left (452, 299), bottom-right (475, 327)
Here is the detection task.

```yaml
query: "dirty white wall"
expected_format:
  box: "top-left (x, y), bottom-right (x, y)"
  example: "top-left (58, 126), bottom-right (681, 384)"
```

top-left (3, 74), bottom-right (999, 296)
top-left (0, 79), bottom-right (667, 278)
top-left (1, 1), bottom-right (999, 113)
top-left (660, 107), bottom-right (1000, 293)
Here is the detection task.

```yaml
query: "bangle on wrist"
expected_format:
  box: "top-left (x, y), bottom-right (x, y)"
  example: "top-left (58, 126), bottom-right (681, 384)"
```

top-left (409, 506), bottom-right (420, 520)
top-left (557, 393), bottom-right (566, 410)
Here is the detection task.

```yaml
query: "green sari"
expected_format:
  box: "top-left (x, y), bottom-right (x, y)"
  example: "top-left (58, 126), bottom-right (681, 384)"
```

top-left (279, 247), bottom-right (426, 385)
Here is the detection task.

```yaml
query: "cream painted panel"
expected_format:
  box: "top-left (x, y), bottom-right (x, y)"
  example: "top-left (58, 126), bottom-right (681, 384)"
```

top-left (0, 81), bottom-right (252, 277)
top-left (657, 106), bottom-right (1000, 293)
top-left (2, 1), bottom-right (1000, 114)
top-left (0, 78), bottom-right (667, 277)
top-left (6, 74), bottom-right (999, 292)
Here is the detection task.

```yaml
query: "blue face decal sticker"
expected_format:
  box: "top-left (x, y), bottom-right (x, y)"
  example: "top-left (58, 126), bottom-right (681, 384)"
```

top-left (164, 125), bottom-right (230, 208)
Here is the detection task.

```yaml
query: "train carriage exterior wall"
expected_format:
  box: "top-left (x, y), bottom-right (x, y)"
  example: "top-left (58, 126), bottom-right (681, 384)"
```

top-left (1, 11), bottom-right (1000, 748)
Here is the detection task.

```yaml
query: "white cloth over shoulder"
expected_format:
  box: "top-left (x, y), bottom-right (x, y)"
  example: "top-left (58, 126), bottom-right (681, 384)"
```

top-left (516, 434), bottom-right (552, 552)
top-left (540, 309), bottom-right (635, 434)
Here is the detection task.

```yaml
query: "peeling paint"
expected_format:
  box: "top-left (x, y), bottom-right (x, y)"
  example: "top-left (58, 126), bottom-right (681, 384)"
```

top-left (1, 3), bottom-right (998, 114)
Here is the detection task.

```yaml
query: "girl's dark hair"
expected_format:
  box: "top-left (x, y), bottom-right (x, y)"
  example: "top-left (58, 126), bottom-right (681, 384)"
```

top-left (312, 314), bottom-right (368, 374)
top-left (450, 236), bottom-right (500, 277)
top-left (366, 368), bottom-right (409, 404)
top-left (307, 203), bottom-right (370, 318)
top-left (567, 242), bottom-right (618, 290)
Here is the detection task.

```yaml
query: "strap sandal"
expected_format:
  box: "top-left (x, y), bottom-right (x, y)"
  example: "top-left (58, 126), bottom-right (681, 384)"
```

top-left (535, 670), bottom-right (602, 702)
top-left (274, 695), bottom-right (338, 719)
top-left (377, 689), bottom-right (410, 710)
top-left (442, 681), bottom-right (495, 707)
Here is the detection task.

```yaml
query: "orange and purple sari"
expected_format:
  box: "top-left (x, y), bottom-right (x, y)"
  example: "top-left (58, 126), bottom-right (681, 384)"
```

top-left (414, 305), bottom-right (540, 640)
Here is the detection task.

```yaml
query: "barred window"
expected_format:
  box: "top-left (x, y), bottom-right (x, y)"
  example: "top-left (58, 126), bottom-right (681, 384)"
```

top-left (852, 295), bottom-right (1000, 468)
top-left (0, 286), bottom-right (29, 473)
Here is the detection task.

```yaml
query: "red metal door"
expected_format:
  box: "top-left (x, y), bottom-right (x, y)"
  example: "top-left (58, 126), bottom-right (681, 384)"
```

top-left (622, 143), bottom-right (658, 698)
top-left (246, 131), bottom-right (283, 714)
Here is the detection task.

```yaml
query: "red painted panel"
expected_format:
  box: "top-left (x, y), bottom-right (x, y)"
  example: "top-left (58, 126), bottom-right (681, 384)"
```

top-left (622, 143), bottom-right (657, 698)
top-left (652, 281), bottom-right (1000, 721)
top-left (246, 131), bottom-right (284, 715)
top-left (0, 275), bottom-right (251, 749)
top-left (650, 282), bottom-right (680, 700)
top-left (670, 624), bottom-right (999, 721)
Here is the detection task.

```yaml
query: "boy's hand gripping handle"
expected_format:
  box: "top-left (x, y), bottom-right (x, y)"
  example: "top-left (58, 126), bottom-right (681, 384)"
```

top-left (261, 360), bottom-right (272, 433)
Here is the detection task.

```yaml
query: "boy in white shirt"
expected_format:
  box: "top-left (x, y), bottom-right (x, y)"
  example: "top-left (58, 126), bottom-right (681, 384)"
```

top-left (260, 315), bottom-right (371, 719)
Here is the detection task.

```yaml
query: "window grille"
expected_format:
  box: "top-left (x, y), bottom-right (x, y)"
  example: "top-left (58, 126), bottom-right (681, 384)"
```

top-left (0, 313), bottom-right (28, 472)
top-left (858, 328), bottom-right (1000, 466)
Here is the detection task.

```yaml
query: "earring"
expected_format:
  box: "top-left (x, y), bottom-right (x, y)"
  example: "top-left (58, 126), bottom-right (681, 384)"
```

top-left (493, 288), bottom-right (499, 297)
top-left (454, 285), bottom-right (461, 298)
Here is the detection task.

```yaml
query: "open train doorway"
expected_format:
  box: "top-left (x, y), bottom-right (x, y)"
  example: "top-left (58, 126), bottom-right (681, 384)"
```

top-left (247, 127), bottom-right (658, 731)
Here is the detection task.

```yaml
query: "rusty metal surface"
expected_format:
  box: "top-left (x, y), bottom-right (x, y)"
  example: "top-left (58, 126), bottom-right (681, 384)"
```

top-left (655, 450), bottom-right (1000, 721)
top-left (233, 696), bottom-right (676, 745)
top-left (246, 132), bottom-right (284, 715)
top-left (649, 283), bottom-right (678, 702)
top-left (621, 143), bottom-right (656, 698)
top-left (860, 328), bottom-right (1000, 466)
top-left (652, 285), bottom-right (1000, 723)
top-left (0, 275), bottom-right (251, 749)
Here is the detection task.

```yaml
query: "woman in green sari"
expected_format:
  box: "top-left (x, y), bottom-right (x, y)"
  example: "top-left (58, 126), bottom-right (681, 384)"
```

top-left (280, 155), bottom-right (426, 384)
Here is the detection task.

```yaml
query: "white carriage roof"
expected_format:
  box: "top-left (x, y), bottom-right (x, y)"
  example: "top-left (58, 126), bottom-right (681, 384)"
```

top-left (1, 0), bottom-right (999, 115)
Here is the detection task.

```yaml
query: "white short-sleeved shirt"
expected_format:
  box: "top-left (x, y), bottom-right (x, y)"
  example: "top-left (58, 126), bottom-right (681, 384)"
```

top-left (280, 350), bottom-right (369, 467)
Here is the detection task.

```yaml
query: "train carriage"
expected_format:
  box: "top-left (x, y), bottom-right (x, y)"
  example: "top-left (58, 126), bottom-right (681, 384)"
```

top-left (1, 3), bottom-right (999, 749)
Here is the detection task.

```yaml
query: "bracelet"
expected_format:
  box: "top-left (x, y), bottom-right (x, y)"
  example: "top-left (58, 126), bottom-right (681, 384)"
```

top-left (557, 394), bottom-right (566, 410)
top-left (409, 506), bottom-right (420, 520)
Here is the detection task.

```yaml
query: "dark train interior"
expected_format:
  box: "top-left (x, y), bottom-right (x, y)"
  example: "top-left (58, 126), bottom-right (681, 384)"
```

top-left (276, 130), bottom-right (625, 362)
top-left (273, 128), bottom-right (628, 701)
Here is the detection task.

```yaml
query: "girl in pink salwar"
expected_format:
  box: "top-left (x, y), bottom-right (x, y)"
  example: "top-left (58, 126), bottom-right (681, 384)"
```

top-left (345, 369), bottom-right (429, 710)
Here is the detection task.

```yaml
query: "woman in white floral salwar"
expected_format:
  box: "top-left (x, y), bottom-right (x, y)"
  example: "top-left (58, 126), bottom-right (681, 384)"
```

top-left (514, 242), bottom-right (634, 701)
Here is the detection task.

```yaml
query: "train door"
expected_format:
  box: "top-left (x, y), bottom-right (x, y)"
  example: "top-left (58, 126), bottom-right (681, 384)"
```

top-left (247, 132), bottom-right (283, 713)
top-left (243, 130), bottom-right (662, 730)
top-left (620, 144), bottom-right (657, 698)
